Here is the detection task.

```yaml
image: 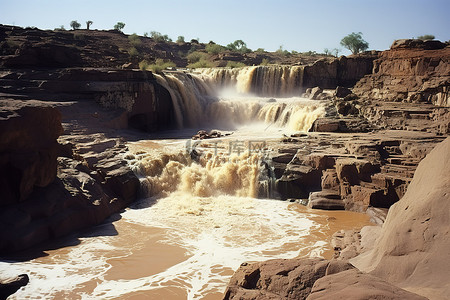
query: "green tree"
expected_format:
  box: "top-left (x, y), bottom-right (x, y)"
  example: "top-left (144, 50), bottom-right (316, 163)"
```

top-left (86, 20), bottom-right (93, 30)
top-left (114, 22), bottom-right (126, 32)
top-left (417, 34), bottom-right (435, 40)
top-left (227, 40), bottom-right (251, 53)
top-left (340, 32), bottom-right (369, 55)
top-left (70, 20), bottom-right (81, 30)
top-left (150, 31), bottom-right (171, 42)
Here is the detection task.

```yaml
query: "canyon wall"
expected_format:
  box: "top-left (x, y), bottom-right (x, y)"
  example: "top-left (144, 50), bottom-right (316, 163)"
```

top-left (0, 68), bottom-right (176, 254)
top-left (354, 39), bottom-right (450, 106)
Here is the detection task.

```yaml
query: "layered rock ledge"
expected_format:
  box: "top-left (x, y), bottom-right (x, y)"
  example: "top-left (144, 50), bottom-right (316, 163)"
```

top-left (224, 137), bottom-right (450, 300)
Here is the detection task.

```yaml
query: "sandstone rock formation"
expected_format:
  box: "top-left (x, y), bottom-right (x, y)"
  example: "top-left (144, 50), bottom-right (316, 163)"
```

top-left (353, 39), bottom-right (449, 106)
top-left (223, 258), bottom-right (354, 300)
top-left (0, 68), bottom-right (174, 132)
top-left (272, 131), bottom-right (444, 215)
top-left (223, 258), bottom-right (425, 300)
top-left (0, 100), bottom-right (63, 205)
top-left (351, 137), bottom-right (450, 300)
top-left (0, 98), bottom-right (141, 254)
top-left (307, 269), bottom-right (427, 300)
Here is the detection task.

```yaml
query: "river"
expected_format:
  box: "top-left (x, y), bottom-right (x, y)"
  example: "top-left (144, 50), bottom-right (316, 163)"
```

top-left (1, 67), bottom-right (372, 299)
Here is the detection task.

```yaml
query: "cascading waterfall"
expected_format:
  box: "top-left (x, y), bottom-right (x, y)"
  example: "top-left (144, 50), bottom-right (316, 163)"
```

top-left (155, 66), bottom-right (323, 132)
top-left (154, 72), bottom-right (216, 128)
top-left (196, 65), bottom-right (305, 96)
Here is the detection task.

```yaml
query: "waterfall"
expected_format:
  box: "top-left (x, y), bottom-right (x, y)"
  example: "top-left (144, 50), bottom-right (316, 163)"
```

top-left (155, 68), bottom-right (323, 132)
top-left (154, 72), bottom-right (216, 128)
top-left (129, 148), bottom-right (263, 199)
top-left (195, 65), bottom-right (305, 96)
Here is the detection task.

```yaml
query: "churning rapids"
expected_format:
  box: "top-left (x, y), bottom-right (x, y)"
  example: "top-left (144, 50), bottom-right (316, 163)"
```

top-left (1, 66), bottom-right (371, 299)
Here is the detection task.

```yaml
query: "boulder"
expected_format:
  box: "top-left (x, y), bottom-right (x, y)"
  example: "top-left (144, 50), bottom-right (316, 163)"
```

top-left (309, 87), bottom-right (323, 100)
top-left (223, 258), bottom-right (354, 300)
top-left (308, 190), bottom-right (344, 210)
top-left (309, 118), bottom-right (341, 132)
top-left (333, 86), bottom-right (352, 98)
top-left (275, 165), bottom-right (322, 199)
top-left (0, 274), bottom-right (29, 299)
top-left (308, 198), bottom-right (345, 210)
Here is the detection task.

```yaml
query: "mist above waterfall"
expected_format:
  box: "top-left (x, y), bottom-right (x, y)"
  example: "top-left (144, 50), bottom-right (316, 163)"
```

top-left (155, 66), bottom-right (325, 132)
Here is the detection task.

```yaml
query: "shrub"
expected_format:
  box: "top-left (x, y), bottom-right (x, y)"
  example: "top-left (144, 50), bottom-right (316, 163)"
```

top-left (128, 47), bottom-right (139, 57)
top-left (177, 36), bottom-right (185, 43)
top-left (188, 58), bottom-right (213, 69)
top-left (139, 59), bottom-right (150, 70)
top-left (205, 43), bottom-right (226, 55)
top-left (260, 58), bottom-right (270, 66)
top-left (188, 44), bottom-right (200, 54)
top-left (276, 45), bottom-right (290, 56)
top-left (417, 34), bottom-right (435, 40)
top-left (128, 33), bottom-right (141, 47)
top-left (255, 48), bottom-right (265, 53)
top-left (187, 51), bottom-right (208, 63)
top-left (141, 59), bottom-right (176, 73)
top-left (150, 31), bottom-right (172, 43)
top-left (226, 61), bottom-right (246, 68)
top-left (86, 20), bottom-right (93, 30)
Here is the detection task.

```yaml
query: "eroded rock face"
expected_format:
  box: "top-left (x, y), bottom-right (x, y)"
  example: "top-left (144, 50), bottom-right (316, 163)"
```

top-left (353, 39), bottom-right (450, 106)
top-left (0, 100), bottom-right (63, 205)
top-left (302, 54), bottom-right (377, 89)
top-left (0, 100), bottom-right (140, 254)
top-left (351, 137), bottom-right (450, 300)
top-left (0, 69), bottom-right (175, 132)
top-left (223, 258), bottom-right (354, 300)
top-left (273, 131), bottom-right (444, 214)
top-left (307, 269), bottom-right (427, 300)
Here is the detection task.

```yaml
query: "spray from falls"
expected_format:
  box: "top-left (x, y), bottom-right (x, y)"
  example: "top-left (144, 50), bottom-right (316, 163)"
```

top-left (196, 65), bottom-right (305, 96)
top-left (155, 67), bottom-right (324, 132)
top-left (129, 146), bottom-right (264, 199)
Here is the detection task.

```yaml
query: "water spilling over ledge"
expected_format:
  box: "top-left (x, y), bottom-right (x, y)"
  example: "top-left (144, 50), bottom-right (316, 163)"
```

top-left (154, 66), bottom-right (324, 131)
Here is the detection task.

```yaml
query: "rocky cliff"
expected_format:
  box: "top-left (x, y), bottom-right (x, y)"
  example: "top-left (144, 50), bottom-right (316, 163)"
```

top-left (303, 53), bottom-right (377, 89)
top-left (354, 39), bottom-right (450, 106)
top-left (0, 97), bottom-right (142, 254)
top-left (351, 137), bottom-right (450, 300)
top-left (223, 137), bottom-right (449, 299)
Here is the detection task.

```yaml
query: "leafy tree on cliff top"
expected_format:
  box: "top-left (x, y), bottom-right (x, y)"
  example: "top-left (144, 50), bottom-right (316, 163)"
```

top-left (227, 40), bottom-right (251, 53)
top-left (340, 32), bottom-right (369, 55)
top-left (70, 20), bottom-right (81, 30)
top-left (114, 22), bottom-right (125, 32)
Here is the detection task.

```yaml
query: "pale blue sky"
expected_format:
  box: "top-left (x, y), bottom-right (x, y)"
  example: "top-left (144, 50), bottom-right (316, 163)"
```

top-left (1, 0), bottom-right (449, 54)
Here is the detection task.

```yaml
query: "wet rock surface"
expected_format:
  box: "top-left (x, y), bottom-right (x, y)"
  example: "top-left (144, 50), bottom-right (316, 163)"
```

top-left (0, 274), bottom-right (29, 300)
top-left (272, 130), bottom-right (445, 214)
